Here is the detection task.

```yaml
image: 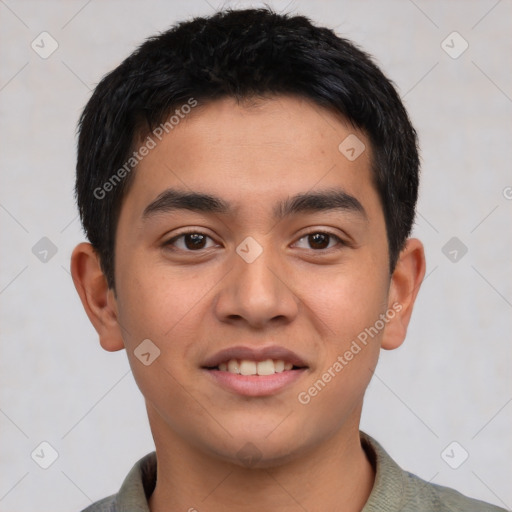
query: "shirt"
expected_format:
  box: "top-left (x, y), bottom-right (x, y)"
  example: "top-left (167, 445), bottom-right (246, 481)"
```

top-left (81, 432), bottom-right (506, 511)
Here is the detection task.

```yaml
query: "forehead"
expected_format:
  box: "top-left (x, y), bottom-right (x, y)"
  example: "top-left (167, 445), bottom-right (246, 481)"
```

top-left (121, 95), bottom-right (380, 225)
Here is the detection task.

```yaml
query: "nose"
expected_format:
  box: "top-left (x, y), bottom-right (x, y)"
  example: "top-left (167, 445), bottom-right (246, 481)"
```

top-left (213, 241), bottom-right (300, 329)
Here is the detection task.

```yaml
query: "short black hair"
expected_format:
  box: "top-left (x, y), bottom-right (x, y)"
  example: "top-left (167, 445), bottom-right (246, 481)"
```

top-left (76, 7), bottom-right (419, 290)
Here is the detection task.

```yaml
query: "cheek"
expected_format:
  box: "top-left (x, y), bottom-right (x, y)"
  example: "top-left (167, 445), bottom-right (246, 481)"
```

top-left (114, 261), bottom-right (209, 417)
top-left (115, 252), bottom-right (211, 345)
top-left (294, 258), bottom-right (389, 340)
top-left (292, 259), bottom-right (388, 403)
top-left (113, 255), bottom-right (224, 399)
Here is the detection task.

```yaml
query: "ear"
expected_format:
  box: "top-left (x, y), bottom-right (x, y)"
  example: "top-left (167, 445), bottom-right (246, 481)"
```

top-left (70, 242), bottom-right (125, 352)
top-left (381, 238), bottom-right (426, 350)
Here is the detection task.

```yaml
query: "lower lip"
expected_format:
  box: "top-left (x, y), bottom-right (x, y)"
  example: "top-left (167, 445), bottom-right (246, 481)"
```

top-left (203, 369), bottom-right (307, 397)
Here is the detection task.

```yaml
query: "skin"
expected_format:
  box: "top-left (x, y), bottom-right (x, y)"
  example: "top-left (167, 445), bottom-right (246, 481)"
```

top-left (71, 95), bottom-right (425, 512)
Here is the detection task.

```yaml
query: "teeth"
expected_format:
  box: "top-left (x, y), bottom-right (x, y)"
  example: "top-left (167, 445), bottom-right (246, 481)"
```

top-left (227, 359), bottom-right (240, 374)
top-left (257, 359), bottom-right (275, 376)
top-left (217, 359), bottom-right (296, 375)
top-left (240, 360), bottom-right (257, 375)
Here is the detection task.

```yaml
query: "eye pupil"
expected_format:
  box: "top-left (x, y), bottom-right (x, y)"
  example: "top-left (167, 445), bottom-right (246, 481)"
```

top-left (309, 233), bottom-right (329, 249)
top-left (185, 233), bottom-right (206, 249)
top-left (172, 232), bottom-right (337, 252)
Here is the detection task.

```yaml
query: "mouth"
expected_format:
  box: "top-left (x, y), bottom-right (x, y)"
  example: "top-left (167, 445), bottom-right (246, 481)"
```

top-left (204, 358), bottom-right (305, 375)
top-left (201, 345), bottom-right (308, 396)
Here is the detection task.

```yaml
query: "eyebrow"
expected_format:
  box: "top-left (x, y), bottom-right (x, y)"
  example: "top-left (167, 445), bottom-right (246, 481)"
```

top-left (142, 187), bottom-right (367, 221)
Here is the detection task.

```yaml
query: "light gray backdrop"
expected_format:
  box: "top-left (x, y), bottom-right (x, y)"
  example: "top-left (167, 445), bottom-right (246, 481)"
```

top-left (1, 0), bottom-right (511, 511)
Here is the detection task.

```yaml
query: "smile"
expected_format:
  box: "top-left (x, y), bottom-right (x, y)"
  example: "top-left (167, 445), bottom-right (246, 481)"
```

top-left (210, 358), bottom-right (297, 375)
top-left (201, 345), bottom-right (308, 396)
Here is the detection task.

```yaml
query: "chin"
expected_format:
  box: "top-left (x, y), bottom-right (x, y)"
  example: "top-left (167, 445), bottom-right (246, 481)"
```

top-left (204, 430), bottom-right (312, 470)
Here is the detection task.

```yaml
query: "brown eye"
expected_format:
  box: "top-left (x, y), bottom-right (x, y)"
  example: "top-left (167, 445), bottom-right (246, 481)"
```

top-left (183, 233), bottom-right (207, 249)
top-left (164, 232), bottom-right (216, 251)
top-left (294, 231), bottom-right (343, 250)
top-left (308, 233), bottom-right (330, 249)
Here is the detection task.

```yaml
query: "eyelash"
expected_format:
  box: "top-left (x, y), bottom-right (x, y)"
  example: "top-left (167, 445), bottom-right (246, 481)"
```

top-left (163, 230), bottom-right (346, 253)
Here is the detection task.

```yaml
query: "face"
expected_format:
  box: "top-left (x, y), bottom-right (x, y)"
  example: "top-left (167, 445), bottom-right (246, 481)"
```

top-left (110, 95), bottom-right (397, 466)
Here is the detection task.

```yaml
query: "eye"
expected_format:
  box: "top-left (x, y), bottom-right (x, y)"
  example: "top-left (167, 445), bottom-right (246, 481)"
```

top-left (164, 231), bottom-right (217, 251)
top-left (293, 231), bottom-right (344, 250)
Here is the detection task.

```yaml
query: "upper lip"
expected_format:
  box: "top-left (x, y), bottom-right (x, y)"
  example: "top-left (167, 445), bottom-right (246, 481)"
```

top-left (202, 345), bottom-right (308, 369)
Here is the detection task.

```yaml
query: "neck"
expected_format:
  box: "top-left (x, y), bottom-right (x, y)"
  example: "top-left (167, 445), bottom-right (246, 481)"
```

top-left (148, 413), bottom-right (375, 512)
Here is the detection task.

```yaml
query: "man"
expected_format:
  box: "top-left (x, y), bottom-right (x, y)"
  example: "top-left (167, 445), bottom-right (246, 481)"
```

top-left (70, 8), bottom-right (505, 511)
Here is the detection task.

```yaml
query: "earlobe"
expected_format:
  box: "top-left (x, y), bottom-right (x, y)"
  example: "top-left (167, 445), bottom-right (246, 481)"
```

top-left (381, 238), bottom-right (426, 350)
top-left (70, 242), bottom-right (125, 352)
